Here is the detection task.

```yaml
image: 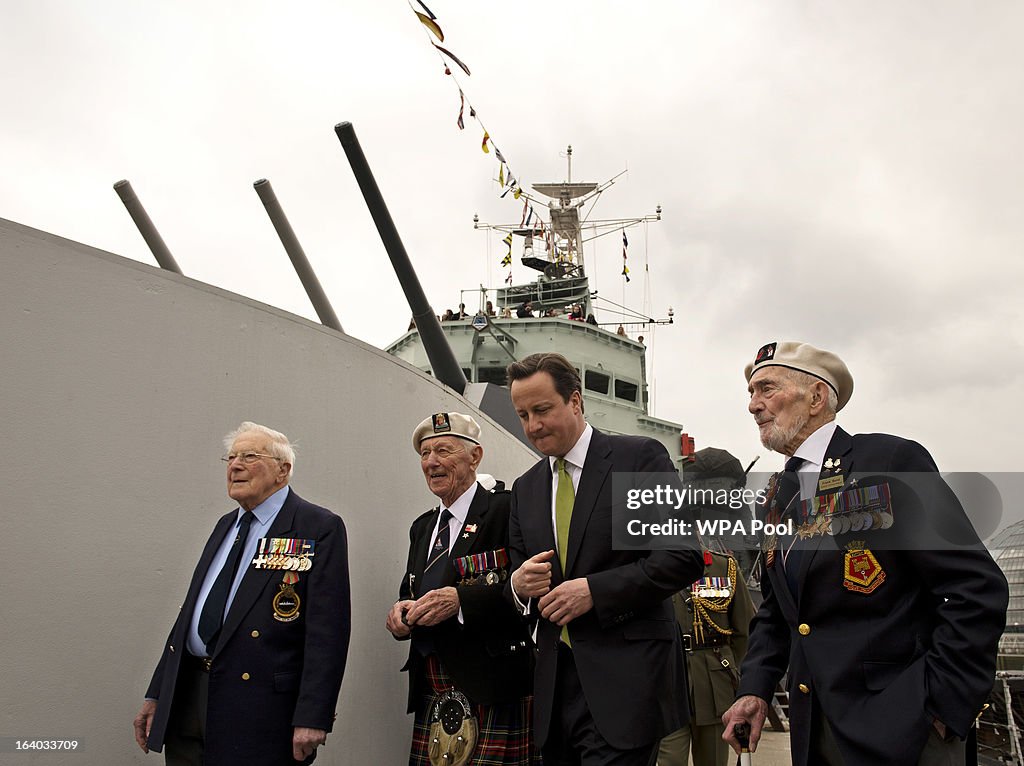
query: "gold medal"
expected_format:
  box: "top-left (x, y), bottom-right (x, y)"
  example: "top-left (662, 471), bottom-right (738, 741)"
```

top-left (273, 573), bottom-right (301, 622)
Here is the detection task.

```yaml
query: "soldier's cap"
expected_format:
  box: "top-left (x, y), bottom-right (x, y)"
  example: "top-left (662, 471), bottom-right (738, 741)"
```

top-left (744, 341), bottom-right (854, 411)
top-left (412, 412), bottom-right (482, 452)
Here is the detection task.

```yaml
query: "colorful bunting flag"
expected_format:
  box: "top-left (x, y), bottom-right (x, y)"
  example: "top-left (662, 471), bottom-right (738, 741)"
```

top-left (414, 0), bottom-right (437, 19)
top-left (457, 89), bottom-right (465, 130)
top-left (622, 229), bottom-right (630, 282)
top-left (482, 130), bottom-right (490, 153)
top-left (415, 11), bottom-right (443, 42)
top-left (432, 42), bottom-right (471, 76)
top-left (501, 233), bottom-right (513, 267)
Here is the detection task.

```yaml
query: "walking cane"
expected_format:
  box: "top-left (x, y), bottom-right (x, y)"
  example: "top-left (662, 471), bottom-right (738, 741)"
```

top-left (734, 723), bottom-right (753, 765)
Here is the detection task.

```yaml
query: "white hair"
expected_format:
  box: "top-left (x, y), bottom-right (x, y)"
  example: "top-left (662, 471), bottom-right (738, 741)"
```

top-left (781, 369), bottom-right (838, 416)
top-left (224, 421), bottom-right (296, 477)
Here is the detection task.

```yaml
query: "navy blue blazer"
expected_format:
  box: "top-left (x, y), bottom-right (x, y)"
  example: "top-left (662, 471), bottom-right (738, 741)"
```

top-left (145, 489), bottom-right (351, 765)
top-left (739, 427), bottom-right (1007, 766)
top-left (508, 429), bottom-right (704, 750)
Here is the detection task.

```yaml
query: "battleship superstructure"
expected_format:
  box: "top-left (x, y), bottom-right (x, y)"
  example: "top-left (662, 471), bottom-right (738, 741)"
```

top-left (386, 149), bottom-right (692, 465)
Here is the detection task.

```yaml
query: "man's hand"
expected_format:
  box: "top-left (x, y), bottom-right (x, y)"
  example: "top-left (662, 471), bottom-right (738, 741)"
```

top-left (722, 695), bottom-right (768, 753)
top-left (404, 587), bottom-right (460, 626)
top-left (292, 727), bottom-right (326, 761)
top-left (386, 599), bottom-right (415, 638)
top-left (538, 577), bottom-right (593, 625)
top-left (511, 550), bottom-right (555, 599)
top-left (932, 718), bottom-right (948, 739)
top-left (133, 699), bottom-right (157, 753)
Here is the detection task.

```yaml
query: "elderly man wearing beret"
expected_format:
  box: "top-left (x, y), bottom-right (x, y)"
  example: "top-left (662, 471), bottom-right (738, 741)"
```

top-left (721, 342), bottom-right (1008, 766)
top-left (386, 412), bottom-right (537, 766)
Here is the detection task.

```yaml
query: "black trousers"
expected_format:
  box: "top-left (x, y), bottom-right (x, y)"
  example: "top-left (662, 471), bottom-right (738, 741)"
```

top-left (163, 658), bottom-right (208, 766)
top-left (541, 645), bottom-right (658, 766)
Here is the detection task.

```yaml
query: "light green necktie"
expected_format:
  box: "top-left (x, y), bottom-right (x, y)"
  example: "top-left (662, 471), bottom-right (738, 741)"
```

top-left (555, 458), bottom-right (575, 646)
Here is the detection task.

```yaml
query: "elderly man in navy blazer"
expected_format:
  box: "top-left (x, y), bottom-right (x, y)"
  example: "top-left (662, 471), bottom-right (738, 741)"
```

top-left (722, 342), bottom-right (1007, 766)
top-left (506, 352), bottom-right (703, 766)
top-left (133, 422), bottom-right (350, 765)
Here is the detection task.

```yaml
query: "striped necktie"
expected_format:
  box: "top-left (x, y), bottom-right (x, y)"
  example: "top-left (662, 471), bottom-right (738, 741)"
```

top-left (779, 456), bottom-right (807, 594)
top-left (418, 508), bottom-right (453, 596)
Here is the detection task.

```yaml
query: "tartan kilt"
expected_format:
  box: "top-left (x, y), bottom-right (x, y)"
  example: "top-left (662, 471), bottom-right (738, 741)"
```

top-left (409, 654), bottom-right (540, 765)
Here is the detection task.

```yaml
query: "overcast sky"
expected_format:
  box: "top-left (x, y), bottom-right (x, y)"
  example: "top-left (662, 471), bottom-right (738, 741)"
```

top-left (4, 1), bottom-right (1023, 521)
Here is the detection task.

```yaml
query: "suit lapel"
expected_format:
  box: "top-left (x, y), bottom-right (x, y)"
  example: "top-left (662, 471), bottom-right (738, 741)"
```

top-left (521, 459), bottom-right (560, 586)
top-left (183, 512), bottom-right (237, 616)
top-left (215, 489), bottom-right (300, 658)
top-left (564, 430), bottom-right (612, 576)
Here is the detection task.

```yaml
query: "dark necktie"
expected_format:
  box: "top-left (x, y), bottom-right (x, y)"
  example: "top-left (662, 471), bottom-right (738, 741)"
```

top-left (418, 509), bottom-right (453, 596)
top-left (778, 456), bottom-right (806, 595)
top-left (198, 511), bottom-right (255, 655)
top-left (412, 509), bottom-right (453, 657)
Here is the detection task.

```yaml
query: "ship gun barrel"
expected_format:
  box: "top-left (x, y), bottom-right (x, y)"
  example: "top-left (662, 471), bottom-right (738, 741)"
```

top-left (112, 180), bottom-right (182, 274)
top-left (253, 178), bottom-right (344, 333)
top-left (334, 121), bottom-right (468, 394)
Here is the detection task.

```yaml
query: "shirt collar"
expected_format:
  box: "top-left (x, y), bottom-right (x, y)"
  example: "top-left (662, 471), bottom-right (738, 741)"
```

top-left (549, 423), bottom-right (593, 474)
top-left (238, 485), bottom-right (290, 527)
top-left (791, 421), bottom-right (838, 472)
top-left (441, 481), bottom-right (479, 527)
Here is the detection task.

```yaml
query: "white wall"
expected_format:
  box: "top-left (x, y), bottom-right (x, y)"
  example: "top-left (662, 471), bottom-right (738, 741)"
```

top-left (0, 218), bottom-right (537, 764)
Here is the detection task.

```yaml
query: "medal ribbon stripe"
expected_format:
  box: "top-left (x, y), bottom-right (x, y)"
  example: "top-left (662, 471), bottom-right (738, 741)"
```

top-left (800, 482), bottom-right (892, 524)
top-left (453, 548), bottom-right (509, 578)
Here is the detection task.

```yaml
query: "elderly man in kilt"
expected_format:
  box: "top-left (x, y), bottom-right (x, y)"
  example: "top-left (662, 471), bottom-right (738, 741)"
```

top-left (386, 412), bottom-right (539, 766)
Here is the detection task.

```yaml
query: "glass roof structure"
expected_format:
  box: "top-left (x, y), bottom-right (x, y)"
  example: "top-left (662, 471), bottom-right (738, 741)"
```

top-left (992, 520), bottom-right (1024, 655)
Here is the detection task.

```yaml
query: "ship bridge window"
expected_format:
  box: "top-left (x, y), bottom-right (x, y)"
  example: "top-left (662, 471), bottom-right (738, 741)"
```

top-left (614, 378), bottom-right (639, 403)
top-left (585, 370), bottom-right (610, 395)
top-left (478, 366), bottom-right (507, 386)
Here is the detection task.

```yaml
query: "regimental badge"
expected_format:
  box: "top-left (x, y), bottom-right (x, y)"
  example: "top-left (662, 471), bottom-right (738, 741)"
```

top-left (432, 412), bottom-right (452, 433)
top-left (843, 541), bottom-right (886, 594)
top-left (273, 571), bottom-right (301, 621)
top-left (755, 342), bottom-right (777, 364)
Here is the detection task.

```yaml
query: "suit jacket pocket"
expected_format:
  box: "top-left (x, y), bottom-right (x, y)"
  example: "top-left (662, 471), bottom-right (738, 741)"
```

top-left (274, 670), bottom-right (300, 693)
top-left (622, 618), bottom-right (675, 641)
top-left (862, 660), bottom-right (905, 692)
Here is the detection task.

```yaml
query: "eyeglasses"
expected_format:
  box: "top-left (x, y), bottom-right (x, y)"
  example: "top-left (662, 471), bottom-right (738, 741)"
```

top-left (221, 452), bottom-right (281, 465)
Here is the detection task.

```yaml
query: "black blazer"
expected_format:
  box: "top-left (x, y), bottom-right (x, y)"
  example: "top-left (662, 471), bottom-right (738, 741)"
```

top-left (145, 489), bottom-right (351, 765)
top-left (508, 429), bottom-right (704, 750)
top-left (738, 427), bottom-right (1008, 766)
top-left (397, 483), bottom-right (532, 710)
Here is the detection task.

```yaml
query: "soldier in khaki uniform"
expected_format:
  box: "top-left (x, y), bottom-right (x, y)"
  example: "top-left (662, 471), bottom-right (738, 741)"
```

top-left (659, 548), bottom-right (754, 766)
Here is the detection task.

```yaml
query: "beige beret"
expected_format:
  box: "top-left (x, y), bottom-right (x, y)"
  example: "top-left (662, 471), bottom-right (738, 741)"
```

top-left (744, 341), bottom-right (854, 411)
top-left (412, 412), bottom-right (482, 452)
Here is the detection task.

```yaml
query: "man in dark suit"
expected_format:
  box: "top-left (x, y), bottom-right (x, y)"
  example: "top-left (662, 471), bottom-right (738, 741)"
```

top-left (722, 342), bottom-right (1008, 766)
top-left (505, 352), bottom-right (703, 766)
top-left (386, 411), bottom-right (536, 765)
top-left (133, 421), bottom-right (350, 765)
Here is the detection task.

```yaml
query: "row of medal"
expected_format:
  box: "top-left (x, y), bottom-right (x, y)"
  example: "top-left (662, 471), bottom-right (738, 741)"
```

top-left (796, 509), bottom-right (895, 539)
top-left (252, 537), bottom-right (316, 571)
